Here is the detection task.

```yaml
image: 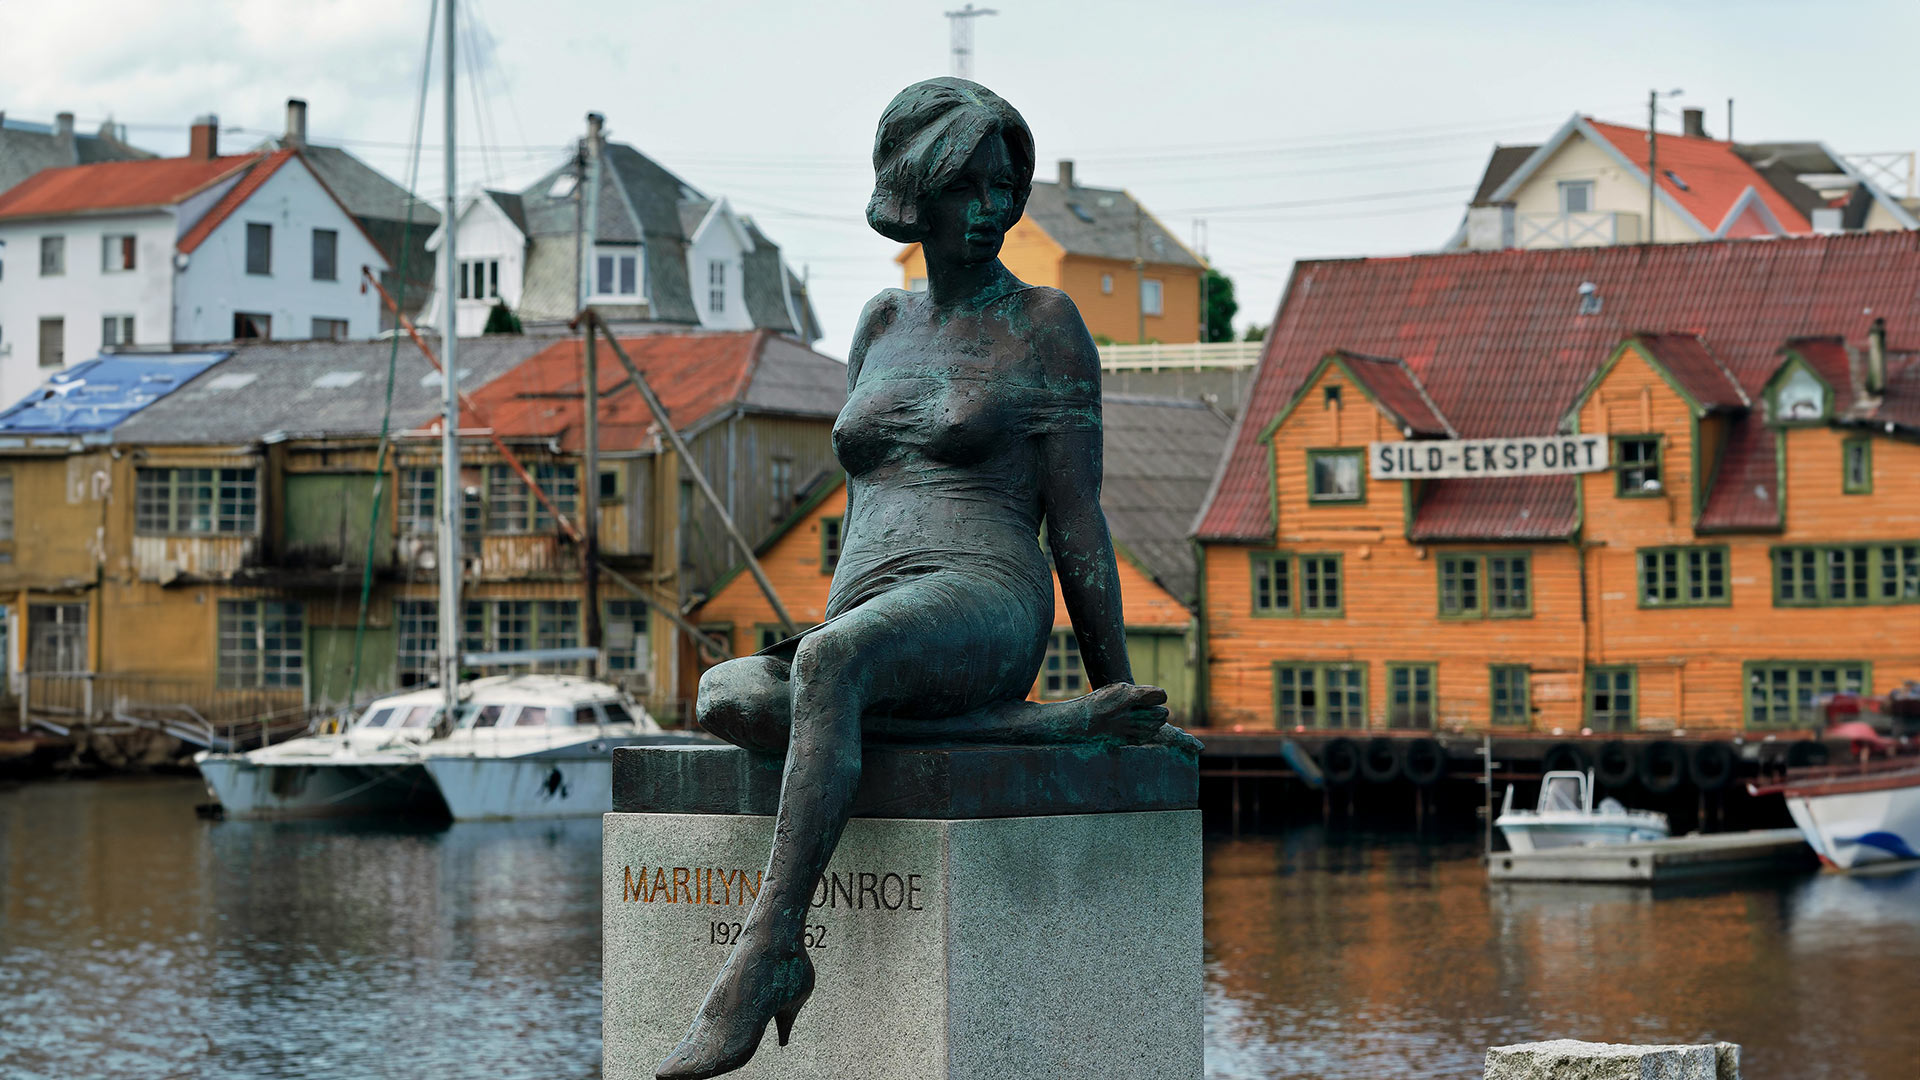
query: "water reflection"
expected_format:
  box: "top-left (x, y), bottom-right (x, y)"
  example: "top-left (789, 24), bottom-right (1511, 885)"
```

top-left (0, 778), bottom-right (602, 1080)
top-left (6, 781), bottom-right (1918, 1080)
top-left (1204, 825), bottom-right (1920, 1080)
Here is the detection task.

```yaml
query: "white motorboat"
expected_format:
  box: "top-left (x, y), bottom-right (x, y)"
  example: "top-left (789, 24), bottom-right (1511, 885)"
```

top-left (1752, 760), bottom-right (1920, 871)
top-left (1496, 770), bottom-right (1670, 853)
top-left (418, 674), bottom-right (704, 821)
top-left (193, 687), bottom-right (451, 819)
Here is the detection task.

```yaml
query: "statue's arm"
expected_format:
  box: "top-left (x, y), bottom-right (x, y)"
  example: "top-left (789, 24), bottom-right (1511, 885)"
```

top-left (1031, 290), bottom-right (1134, 689)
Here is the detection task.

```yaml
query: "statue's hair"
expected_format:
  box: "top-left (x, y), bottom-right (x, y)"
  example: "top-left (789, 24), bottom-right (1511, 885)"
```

top-left (867, 78), bottom-right (1035, 244)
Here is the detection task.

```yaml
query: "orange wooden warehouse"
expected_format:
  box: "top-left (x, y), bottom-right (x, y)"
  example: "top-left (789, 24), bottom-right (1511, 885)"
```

top-left (1193, 233), bottom-right (1920, 736)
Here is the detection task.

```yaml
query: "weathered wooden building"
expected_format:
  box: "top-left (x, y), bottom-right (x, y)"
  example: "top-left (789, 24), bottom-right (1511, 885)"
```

top-left (1194, 232), bottom-right (1920, 735)
top-left (693, 394), bottom-right (1230, 721)
top-left (0, 328), bottom-right (845, 727)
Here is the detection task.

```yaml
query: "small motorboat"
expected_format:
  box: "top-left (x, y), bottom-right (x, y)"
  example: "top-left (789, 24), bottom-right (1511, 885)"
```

top-left (1750, 758), bottom-right (1920, 871)
top-left (1496, 769), bottom-right (1670, 853)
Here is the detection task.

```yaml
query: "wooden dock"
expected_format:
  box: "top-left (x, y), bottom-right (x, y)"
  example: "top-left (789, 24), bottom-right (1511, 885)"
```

top-left (1486, 829), bottom-right (1816, 883)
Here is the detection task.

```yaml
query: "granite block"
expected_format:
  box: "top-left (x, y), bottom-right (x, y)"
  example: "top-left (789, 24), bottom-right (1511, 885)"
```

top-left (603, 809), bottom-right (1202, 1080)
top-left (1485, 1039), bottom-right (1736, 1080)
top-left (611, 741), bottom-right (1198, 819)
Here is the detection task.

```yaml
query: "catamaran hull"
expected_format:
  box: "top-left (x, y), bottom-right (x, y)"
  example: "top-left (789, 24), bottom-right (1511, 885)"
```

top-left (1497, 818), bottom-right (1670, 853)
top-left (1786, 785), bottom-right (1920, 870)
top-left (196, 755), bottom-right (445, 820)
top-left (421, 755), bottom-right (616, 820)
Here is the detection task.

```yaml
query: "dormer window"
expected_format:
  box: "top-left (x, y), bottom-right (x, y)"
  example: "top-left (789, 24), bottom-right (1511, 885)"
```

top-left (1776, 366), bottom-right (1826, 421)
top-left (594, 247), bottom-right (639, 298)
top-left (1559, 180), bottom-right (1595, 214)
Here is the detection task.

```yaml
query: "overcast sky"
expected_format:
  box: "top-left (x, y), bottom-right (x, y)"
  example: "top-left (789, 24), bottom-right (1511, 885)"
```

top-left (5, 0), bottom-right (1918, 358)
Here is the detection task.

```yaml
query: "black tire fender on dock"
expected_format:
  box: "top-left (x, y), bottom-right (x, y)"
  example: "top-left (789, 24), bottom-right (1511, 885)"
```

top-left (1360, 736), bottom-right (1403, 783)
top-left (1594, 740), bottom-right (1637, 789)
top-left (1403, 737), bottom-right (1446, 786)
top-left (1786, 740), bottom-right (1831, 769)
top-left (1688, 741), bottom-right (1737, 792)
top-left (1639, 739), bottom-right (1685, 793)
top-left (1319, 737), bottom-right (1361, 786)
top-left (1541, 742), bottom-right (1591, 776)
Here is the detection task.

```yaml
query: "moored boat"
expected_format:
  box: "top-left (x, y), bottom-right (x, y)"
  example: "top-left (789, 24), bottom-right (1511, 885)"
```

top-left (1496, 770), bottom-right (1670, 853)
top-left (1751, 759), bottom-right (1920, 871)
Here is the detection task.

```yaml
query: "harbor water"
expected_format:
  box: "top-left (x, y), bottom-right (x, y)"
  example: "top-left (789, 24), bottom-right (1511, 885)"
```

top-left (3, 778), bottom-right (1917, 1079)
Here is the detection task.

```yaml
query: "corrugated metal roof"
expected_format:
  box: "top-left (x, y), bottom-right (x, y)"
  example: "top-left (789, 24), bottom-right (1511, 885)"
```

top-left (440, 330), bottom-right (846, 451)
top-left (1197, 232), bottom-right (1920, 542)
top-left (0, 352), bottom-right (227, 438)
top-left (1335, 351), bottom-right (1453, 436)
top-left (1633, 333), bottom-right (1749, 410)
top-left (113, 336), bottom-right (555, 445)
top-left (1696, 416), bottom-right (1779, 532)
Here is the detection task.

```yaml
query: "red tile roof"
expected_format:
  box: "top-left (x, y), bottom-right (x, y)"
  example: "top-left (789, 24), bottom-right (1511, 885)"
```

top-left (1586, 119), bottom-right (1811, 235)
top-left (1870, 353), bottom-right (1920, 429)
top-left (1633, 333), bottom-right (1748, 410)
top-left (442, 331), bottom-right (772, 451)
top-left (0, 153), bottom-right (259, 220)
top-left (176, 148), bottom-right (296, 254)
top-left (1334, 351), bottom-right (1453, 437)
top-left (1696, 416), bottom-right (1780, 532)
top-left (1197, 233), bottom-right (1920, 542)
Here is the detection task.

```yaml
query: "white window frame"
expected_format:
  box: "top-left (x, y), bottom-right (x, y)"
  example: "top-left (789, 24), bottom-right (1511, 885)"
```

top-left (708, 259), bottom-right (726, 314)
top-left (1141, 277), bottom-right (1164, 317)
top-left (1559, 180), bottom-right (1595, 214)
top-left (101, 315), bottom-right (134, 348)
top-left (101, 234), bottom-right (136, 273)
top-left (593, 246), bottom-right (641, 299)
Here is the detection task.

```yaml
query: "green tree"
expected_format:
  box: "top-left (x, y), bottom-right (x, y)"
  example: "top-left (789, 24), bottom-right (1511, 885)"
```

top-left (1243, 322), bottom-right (1267, 342)
top-left (1203, 267), bottom-right (1238, 343)
top-left (483, 302), bottom-right (523, 335)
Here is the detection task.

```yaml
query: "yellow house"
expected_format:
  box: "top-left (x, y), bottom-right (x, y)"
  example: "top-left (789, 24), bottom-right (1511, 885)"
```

top-left (1447, 112), bottom-right (1918, 251)
top-left (896, 160), bottom-right (1205, 344)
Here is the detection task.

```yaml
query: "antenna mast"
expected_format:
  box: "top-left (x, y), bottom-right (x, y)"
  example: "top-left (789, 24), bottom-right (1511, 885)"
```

top-left (945, 4), bottom-right (998, 79)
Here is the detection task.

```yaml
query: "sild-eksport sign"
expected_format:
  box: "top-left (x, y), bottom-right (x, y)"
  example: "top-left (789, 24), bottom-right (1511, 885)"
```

top-left (1369, 434), bottom-right (1608, 480)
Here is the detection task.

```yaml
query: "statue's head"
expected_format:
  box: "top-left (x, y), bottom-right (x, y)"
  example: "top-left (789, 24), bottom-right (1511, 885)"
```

top-left (867, 78), bottom-right (1035, 261)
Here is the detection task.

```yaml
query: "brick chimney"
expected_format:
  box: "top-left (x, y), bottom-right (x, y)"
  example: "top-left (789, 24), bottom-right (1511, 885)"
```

top-left (285, 98), bottom-right (307, 147)
top-left (189, 114), bottom-right (219, 159)
top-left (1869, 317), bottom-right (1887, 395)
top-left (1058, 159), bottom-right (1074, 188)
top-left (1682, 107), bottom-right (1707, 138)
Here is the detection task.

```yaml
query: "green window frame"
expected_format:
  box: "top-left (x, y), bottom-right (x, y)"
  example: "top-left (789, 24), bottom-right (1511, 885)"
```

top-left (1637, 546), bottom-right (1730, 607)
top-left (821, 516), bottom-right (843, 574)
top-left (1614, 436), bottom-right (1661, 497)
top-left (1386, 663), bottom-right (1436, 730)
top-left (1040, 630), bottom-right (1084, 699)
top-left (216, 599), bottom-right (304, 689)
top-left (484, 463), bottom-right (579, 533)
top-left (1438, 552), bottom-right (1531, 618)
top-left (1306, 448), bottom-right (1365, 504)
top-left (1586, 665), bottom-right (1636, 733)
top-left (134, 466), bottom-right (259, 535)
top-left (463, 599), bottom-right (580, 669)
top-left (395, 598), bottom-right (438, 684)
top-left (1490, 665), bottom-right (1530, 727)
top-left (1745, 661), bottom-right (1869, 729)
top-left (755, 624), bottom-right (785, 653)
top-left (1272, 661), bottom-right (1366, 729)
top-left (1774, 543), bottom-right (1920, 606)
top-left (1843, 438), bottom-right (1873, 494)
top-left (1251, 552), bottom-right (1341, 617)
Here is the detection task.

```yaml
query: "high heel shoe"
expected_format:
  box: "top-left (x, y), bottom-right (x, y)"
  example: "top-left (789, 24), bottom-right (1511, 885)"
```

top-left (655, 948), bottom-right (815, 1080)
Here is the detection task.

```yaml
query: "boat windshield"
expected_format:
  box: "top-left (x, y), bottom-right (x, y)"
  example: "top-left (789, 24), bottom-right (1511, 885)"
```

top-left (472, 705), bottom-right (505, 728)
top-left (515, 706), bottom-right (549, 727)
top-left (359, 707), bottom-right (396, 729)
top-left (399, 705), bottom-right (440, 728)
top-left (602, 703), bottom-right (635, 725)
top-left (1539, 775), bottom-right (1584, 812)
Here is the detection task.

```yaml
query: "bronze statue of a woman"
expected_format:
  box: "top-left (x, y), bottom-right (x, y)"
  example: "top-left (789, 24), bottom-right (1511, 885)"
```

top-left (654, 77), bottom-right (1199, 1080)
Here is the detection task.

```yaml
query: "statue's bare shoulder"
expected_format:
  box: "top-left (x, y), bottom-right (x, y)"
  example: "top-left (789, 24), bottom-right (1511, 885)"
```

top-left (1010, 285), bottom-right (1100, 380)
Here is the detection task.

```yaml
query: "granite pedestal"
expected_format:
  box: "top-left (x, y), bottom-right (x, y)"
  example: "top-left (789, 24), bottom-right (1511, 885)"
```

top-left (602, 742), bottom-right (1202, 1080)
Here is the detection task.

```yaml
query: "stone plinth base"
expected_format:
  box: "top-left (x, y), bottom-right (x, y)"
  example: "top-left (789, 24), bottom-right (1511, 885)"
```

top-left (602, 743), bottom-right (1202, 1080)
top-left (1486, 1040), bottom-right (1741, 1080)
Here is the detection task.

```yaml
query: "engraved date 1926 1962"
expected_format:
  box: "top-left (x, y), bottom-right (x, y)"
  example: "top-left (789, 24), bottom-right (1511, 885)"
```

top-left (709, 921), bottom-right (827, 948)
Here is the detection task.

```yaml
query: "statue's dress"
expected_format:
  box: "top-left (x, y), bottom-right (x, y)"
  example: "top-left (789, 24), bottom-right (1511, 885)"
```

top-left (777, 308), bottom-right (1101, 721)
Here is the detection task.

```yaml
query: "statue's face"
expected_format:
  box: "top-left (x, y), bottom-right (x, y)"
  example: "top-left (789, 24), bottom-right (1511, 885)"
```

top-left (923, 134), bottom-right (1017, 264)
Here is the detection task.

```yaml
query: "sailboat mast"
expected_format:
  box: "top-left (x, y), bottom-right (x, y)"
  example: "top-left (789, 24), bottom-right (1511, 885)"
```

top-left (438, 0), bottom-right (462, 723)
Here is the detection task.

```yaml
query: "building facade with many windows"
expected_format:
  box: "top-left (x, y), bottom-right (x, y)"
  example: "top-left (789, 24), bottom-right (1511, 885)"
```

top-left (1195, 233), bottom-right (1920, 734)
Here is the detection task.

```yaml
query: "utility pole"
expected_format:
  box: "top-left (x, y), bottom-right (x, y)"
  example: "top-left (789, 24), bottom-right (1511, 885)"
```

top-left (1726, 98), bottom-right (1734, 144)
top-left (1194, 218), bottom-right (1209, 342)
top-left (581, 112), bottom-right (604, 675)
top-left (945, 4), bottom-right (997, 79)
top-left (578, 113), bottom-right (603, 313)
top-left (1646, 90), bottom-right (1657, 246)
top-left (1134, 201), bottom-right (1146, 344)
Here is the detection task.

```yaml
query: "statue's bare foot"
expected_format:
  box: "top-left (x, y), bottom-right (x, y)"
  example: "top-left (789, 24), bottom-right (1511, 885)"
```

top-left (1070, 681), bottom-right (1170, 743)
